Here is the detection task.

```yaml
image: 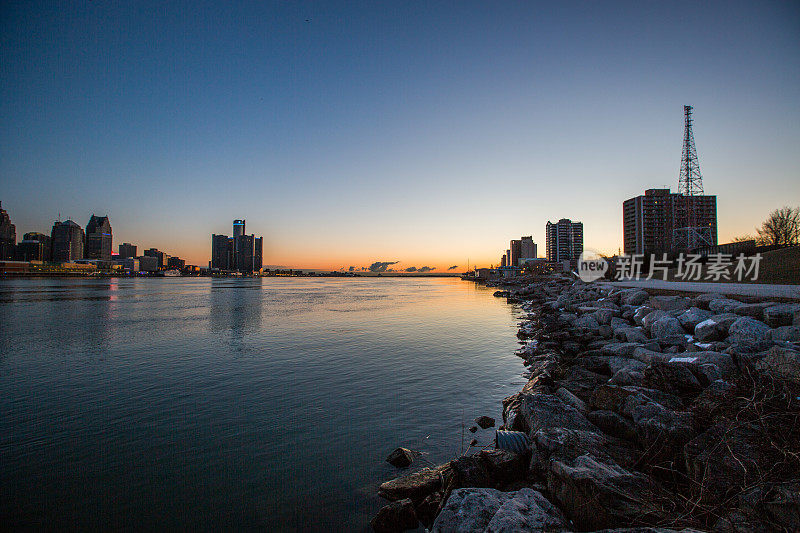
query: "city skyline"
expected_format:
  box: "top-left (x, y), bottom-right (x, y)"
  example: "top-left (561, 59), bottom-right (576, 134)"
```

top-left (2, 2), bottom-right (799, 269)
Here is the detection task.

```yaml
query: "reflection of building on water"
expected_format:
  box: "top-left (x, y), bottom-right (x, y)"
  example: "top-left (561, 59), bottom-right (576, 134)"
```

top-left (209, 279), bottom-right (263, 336)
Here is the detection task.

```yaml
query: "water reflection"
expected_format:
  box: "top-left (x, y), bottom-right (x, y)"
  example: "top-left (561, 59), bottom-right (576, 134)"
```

top-left (209, 279), bottom-right (264, 344)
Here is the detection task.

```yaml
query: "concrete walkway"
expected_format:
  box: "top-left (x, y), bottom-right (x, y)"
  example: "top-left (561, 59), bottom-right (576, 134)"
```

top-left (604, 279), bottom-right (800, 300)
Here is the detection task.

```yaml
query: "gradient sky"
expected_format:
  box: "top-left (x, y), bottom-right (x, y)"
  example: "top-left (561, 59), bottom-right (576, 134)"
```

top-left (2, 1), bottom-right (799, 270)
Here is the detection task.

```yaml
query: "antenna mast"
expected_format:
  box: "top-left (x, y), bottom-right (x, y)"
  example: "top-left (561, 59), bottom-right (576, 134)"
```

top-left (674, 105), bottom-right (711, 251)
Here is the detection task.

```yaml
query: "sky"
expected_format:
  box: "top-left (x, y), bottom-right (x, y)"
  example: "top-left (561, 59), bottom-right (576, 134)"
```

top-left (2, 1), bottom-right (799, 270)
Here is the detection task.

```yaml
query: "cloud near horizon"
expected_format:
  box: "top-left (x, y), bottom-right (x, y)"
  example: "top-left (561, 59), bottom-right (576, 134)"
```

top-left (417, 266), bottom-right (434, 273)
top-left (447, 265), bottom-right (458, 270)
top-left (368, 261), bottom-right (399, 272)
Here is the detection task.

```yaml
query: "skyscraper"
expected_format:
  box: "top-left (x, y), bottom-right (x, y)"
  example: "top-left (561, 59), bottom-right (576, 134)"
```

top-left (17, 232), bottom-right (52, 261)
top-left (0, 202), bottom-right (16, 260)
top-left (233, 219), bottom-right (245, 238)
top-left (85, 215), bottom-right (113, 260)
top-left (51, 220), bottom-right (85, 262)
top-left (546, 219), bottom-right (583, 263)
top-left (211, 234), bottom-right (233, 270)
top-left (509, 239), bottom-right (521, 267)
top-left (119, 243), bottom-right (137, 259)
top-left (520, 236), bottom-right (537, 261)
top-left (144, 248), bottom-right (166, 269)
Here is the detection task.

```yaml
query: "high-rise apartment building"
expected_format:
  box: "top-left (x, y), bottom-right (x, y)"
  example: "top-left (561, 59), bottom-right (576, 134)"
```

top-left (509, 240), bottom-right (521, 267)
top-left (546, 219), bottom-right (583, 263)
top-left (85, 215), bottom-right (113, 260)
top-left (119, 243), bottom-right (137, 259)
top-left (520, 236), bottom-right (537, 262)
top-left (51, 220), bottom-right (85, 262)
top-left (144, 248), bottom-right (166, 269)
top-left (0, 202), bottom-right (16, 260)
top-left (622, 189), bottom-right (717, 255)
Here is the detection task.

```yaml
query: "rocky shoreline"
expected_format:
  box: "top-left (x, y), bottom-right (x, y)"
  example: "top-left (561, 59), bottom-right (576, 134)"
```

top-left (372, 275), bottom-right (800, 532)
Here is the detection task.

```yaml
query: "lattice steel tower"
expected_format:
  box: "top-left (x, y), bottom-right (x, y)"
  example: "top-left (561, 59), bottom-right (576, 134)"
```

top-left (674, 105), bottom-right (712, 250)
top-left (678, 105), bottom-right (704, 196)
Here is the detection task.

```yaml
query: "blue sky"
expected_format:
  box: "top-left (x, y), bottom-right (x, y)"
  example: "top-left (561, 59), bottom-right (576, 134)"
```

top-left (2, 1), bottom-right (799, 268)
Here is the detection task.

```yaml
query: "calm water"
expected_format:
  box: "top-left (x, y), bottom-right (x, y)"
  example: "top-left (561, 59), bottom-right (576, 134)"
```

top-left (1, 277), bottom-right (526, 531)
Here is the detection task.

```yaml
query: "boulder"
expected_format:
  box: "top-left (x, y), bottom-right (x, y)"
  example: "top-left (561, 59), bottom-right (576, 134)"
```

top-left (650, 316), bottom-right (686, 339)
top-left (371, 498), bottom-right (418, 533)
top-left (530, 427), bottom-right (638, 473)
top-left (754, 346), bottom-right (800, 384)
top-left (735, 481), bottom-right (800, 532)
top-left (615, 327), bottom-right (650, 344)
top-left (763, 303), bottom-right (800, 327)
top-left (709, 298), bottom-right (745, 314)
top-left (642, 310), bottom-right (670, 332)
top-left (386, 448), bottom-right (418, 468)
top-left (379, 464), bottom-right (450, 502)
top-left (609, 366), bottom-right (645, 386)
top-left (602, 342), bottom-right (644, 357)
top-left (574, 314), bottom-right (601, 331)
top-left (555, 387), bottom-right (587, 414)
top-left (516, 393), bottom-right (597, 434)
top-left (694, 314), bottom-right (738, 341)
top-left (475, 415), bottom-right (496, 429)
top-left (547, 454), bottom-right (665, 530)
top-left (643, 361), bottom-right (702, 396)
top-left (587, 410), bottom-right (638, 441)
top-left (768, 325), bottom-right (800, 342)
top-left (591, 384), bottom-right (636, 412)
top-left (649, 295), bottom-right (691, 312)
top-left (595, 308), bottom-right (620, 325)
top-left (727, 317), bottom-right (772, 344)
top-left (620, 288), bottom-right (650, 306)
top-left (694, 292), bottom-right (726, 309)
top-left (677, 307), bottom-right (712, 331)
top-left (431, 487), bottom-right (568, 533)
top-left (610, 316), bottom-right (632, 331)
top-left (734, 302), bottom-right (778, 320)
top-left (633, 306), bottom-right (655, 326)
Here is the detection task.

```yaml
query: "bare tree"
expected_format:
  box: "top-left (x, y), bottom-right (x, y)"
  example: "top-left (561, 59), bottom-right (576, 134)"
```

top-left (756, 206), bottom-right (800, 246)
top-left (731, 235), bottom-right (756, 243)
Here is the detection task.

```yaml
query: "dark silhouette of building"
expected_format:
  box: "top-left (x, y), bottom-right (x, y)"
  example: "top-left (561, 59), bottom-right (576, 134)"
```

top-left (210, 220), bottom-right (263, 273)
top-left (623, 189), bottom-right (717, 255)
top-left (144, 248), bottom-right (166, 269)
top-left (51, 220), bottom-right (85, 262)
top-left (167, 256), bottom-right (185, 270)
top-left (85, 215), bottom-right (113, 260)
top-left (16, 232), bottom-right (52, 261)
top-left (546, 219), bottom-right (583, 263)
top-left (118, 242), bottom-right (137, 259)
top-left (211, 234), bottom-right (233, 270)
top-left (509, 239), bottom-right (521, 267)
top-left (0, 202), bottom-right (16, 260)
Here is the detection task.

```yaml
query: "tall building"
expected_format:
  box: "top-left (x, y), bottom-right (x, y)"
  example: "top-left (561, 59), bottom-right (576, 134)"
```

top-left (623, 189), bottom-right (717, 255)
top-left (546, 219), bottom-right (583, 263)
top-left (509, 240), bottom-right (521, 267)
top-left (51, 220), bottom-right (85, 262)
top-left (211, 220), bottom-right (263, 273)
top-left (119, 242), bottom-right (137, 259)
top-left (211, 234), bottom-right (233, 270)
top-left (0, 202), bottom-right (16, 260)
top-left (254, 237), bottom-right (263, 272)
top-left (144, 248), bottom-right (166, 269)
top-left (520, 236), bottom-right (537, 262)
top-left (17, 232), bottom-right (51, 261)
top-left (85, 215), bottom-right (113, 260)
top-left (233, 219), bottom-right (245, 238)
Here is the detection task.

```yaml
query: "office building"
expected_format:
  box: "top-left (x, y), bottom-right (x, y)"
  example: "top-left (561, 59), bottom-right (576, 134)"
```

top-left (623, 189), bottom-right (717, 255)
top-left (210, 220), bottom-right (263, 273)
top-left (167, 256), bottom-right (185, 270)
top-left (211, 234), bottom-right (233, 270)
top-left (51, 220), bottom-right (85, 262)
top-left (546, 219), bottom-right (583, 263)
top-left (119, 243), bottom-right (137, 259)
top-left (85, 215), bottom-right (113, 260)
top-left (16, 232), bottom-right (51, 262)
top-left (0, 202), bottom-right (16, 260)
top-left (144, 248), bottom-right (166, 269)
top-left (509, 240), bottom-right (521, 267)
top-left (137, 255), bottom-right (158, 272)
top-left (520, 236), bottom-right (537, 262)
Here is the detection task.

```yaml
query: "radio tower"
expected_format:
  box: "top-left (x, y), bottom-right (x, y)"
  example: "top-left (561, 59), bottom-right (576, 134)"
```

top-left (674, 105), bottom-right (711, 250)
